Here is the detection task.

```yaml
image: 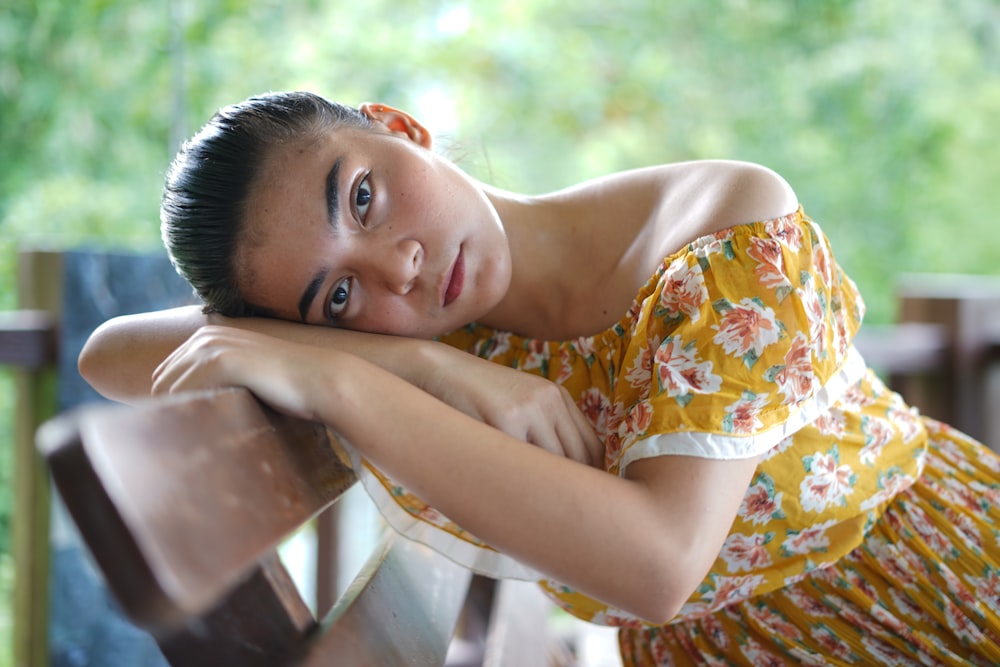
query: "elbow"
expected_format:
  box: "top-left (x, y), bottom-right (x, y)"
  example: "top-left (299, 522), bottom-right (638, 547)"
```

top-left (617, 547), bottom-right (709, 626)
top-left (78, 316), bottom-right (146, 403)
top-left (628, 572), bottom-right (691, 626)
top-left (78, 320), bottom-right (116, 398)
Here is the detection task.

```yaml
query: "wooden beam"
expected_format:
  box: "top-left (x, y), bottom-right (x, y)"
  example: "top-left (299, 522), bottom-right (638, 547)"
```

top-left (0, 310), bottom-right (56, 369)
top-left (157, 552), bottom-right (317, 667)
top-left (297, 533), bottom-right (472, 667)
top-left (853, 322), bottom-right (947, 375)
top-left (39, 385), bottom-right (475, 666)
top-left (314, 504), bottom-right (342, 616)
top-left (897, 273), bottom-right (1000, 442)
top-left (13, 250), bottom-right (63, 667)
top-left (483, 579), bottom-right (556, 667)
top-left (36, 386), bottom-right (356, 630)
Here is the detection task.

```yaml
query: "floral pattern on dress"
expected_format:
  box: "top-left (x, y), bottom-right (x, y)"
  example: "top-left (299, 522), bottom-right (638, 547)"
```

top-left (434, 211), bottom-right (928, 612)
top-left (618, 423), bottom-right (1000, 665)
top-left (348, 210), bottom-right (999, 663)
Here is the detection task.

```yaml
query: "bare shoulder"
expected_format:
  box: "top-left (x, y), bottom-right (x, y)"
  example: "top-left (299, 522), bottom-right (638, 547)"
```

top-left (554, 160), bottom-right (798, 237)
top-left (702, 159), bottom-right (799, 226)
top-left (525, 160), bottom-right (799, 336)
top-left (577, 159), bottom-right (798, 258)
top-left (649, 159), bottom-right (798, 232)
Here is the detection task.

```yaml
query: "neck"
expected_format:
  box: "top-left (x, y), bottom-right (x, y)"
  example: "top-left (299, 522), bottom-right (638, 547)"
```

top-left (475, 185), bottom-right (607, 340)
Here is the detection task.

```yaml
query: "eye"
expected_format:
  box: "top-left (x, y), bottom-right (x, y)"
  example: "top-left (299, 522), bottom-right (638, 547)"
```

top-left (327, 276), bottom-right (353, 320)
top-left (354, 175), bottom-right (372, 222)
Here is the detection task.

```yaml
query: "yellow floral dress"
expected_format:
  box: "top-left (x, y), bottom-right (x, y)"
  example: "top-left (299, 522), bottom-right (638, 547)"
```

top-left (341, 209), bottom-right (1000, 665)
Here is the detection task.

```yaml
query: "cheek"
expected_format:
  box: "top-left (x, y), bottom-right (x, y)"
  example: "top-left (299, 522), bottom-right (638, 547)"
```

top-left (354, 300), bottom-right (422, 337)
top-left (477, 242), bottom-right (512, 302)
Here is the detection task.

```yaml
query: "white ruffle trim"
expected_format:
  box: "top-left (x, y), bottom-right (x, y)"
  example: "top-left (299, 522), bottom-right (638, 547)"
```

top-left (340, 345), bottom-right (867, 581)
top-left (341, 443), bottom-right (543, 581)
top-left (618, 344), bottom-right (869, 472)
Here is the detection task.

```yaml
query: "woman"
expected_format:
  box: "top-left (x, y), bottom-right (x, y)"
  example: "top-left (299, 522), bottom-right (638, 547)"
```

top-left (81, 91), bottom-right (1000, 665)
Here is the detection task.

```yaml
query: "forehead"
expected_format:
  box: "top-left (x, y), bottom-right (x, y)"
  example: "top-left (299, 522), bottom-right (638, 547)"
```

top-left (235, 126), bottom-right (383, 314)
top-left (245, 125), bottom-right (378, 227)
top-left (235, 137), bottom-right (332, 306)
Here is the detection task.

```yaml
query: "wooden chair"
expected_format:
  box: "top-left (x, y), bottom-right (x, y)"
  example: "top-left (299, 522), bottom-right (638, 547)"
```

top-left (36, 386), bottom-right (475, 666)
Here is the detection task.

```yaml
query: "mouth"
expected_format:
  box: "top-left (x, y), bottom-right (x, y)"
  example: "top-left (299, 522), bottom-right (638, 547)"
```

top-left (442, 247), bottom-right (465, 307)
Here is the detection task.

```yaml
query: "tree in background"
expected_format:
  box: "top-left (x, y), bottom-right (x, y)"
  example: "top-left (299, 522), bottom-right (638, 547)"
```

top-left (1, 0), bottom-right (998, 662)
top-left (3, 0), bottom-right (998, 318)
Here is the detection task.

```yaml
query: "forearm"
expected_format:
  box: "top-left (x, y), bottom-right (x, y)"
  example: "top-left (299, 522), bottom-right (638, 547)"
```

top-left (318, 350), bottom-right (744, 623)
top-left (79, 306), bottom-right (449, 403)
top-left (145, 327), bottom-right (744, 621)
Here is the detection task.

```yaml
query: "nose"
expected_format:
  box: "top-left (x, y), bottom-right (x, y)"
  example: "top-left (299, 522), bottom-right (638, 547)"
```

top-left (382, 238), bottom-right (422, 295)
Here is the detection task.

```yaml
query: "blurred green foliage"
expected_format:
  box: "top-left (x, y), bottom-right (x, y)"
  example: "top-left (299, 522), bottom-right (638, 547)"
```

top-left (0, 0), bottom-right (998, 660)
top-left (2, 0), bottom-right (998, 317)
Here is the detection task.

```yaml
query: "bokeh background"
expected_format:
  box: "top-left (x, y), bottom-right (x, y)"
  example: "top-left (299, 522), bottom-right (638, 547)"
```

top-left (1, 0), bottom-right (998, 664)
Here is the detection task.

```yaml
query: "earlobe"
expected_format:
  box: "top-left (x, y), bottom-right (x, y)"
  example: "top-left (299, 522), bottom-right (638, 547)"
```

top-left (359, 102), bottom-right (433, 149)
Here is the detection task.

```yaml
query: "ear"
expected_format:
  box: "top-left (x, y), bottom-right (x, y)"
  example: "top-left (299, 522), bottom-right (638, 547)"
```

top-left (359, 102), bottom-right (433, 149)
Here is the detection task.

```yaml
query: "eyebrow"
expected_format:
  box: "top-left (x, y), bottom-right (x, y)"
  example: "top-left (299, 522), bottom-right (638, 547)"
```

top-left (298, 270), bottom-right (326, 322)
top-left (297, 157), bottom-right (343, 322)
top-left (325, 157), bottom-right (343, 227)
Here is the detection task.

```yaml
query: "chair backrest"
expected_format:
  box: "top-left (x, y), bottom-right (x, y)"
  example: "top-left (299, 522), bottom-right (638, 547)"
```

top-left (36, 386), bottom-right (473, 666)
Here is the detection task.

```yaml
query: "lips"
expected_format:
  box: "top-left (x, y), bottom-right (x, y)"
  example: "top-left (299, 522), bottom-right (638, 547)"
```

top-left (442, 247), bottom-right (465, 307)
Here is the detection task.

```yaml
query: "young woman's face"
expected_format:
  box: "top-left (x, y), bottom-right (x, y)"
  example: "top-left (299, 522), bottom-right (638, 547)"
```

top-left (237, 122), bottom-right (512, 339)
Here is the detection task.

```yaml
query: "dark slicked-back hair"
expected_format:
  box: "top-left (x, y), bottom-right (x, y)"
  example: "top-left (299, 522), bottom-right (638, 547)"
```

top-left (160, 91), bottom-right (373, 316)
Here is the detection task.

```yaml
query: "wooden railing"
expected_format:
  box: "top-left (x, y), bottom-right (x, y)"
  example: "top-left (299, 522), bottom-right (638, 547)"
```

top-left (2, 249), bottom-right (555, 667)
top-left (854, 273), bottom-right (1000, 449)
top-left (3, 254), bottom-right (999, 665)
top-left (36, 387), bottom-right (476, 665)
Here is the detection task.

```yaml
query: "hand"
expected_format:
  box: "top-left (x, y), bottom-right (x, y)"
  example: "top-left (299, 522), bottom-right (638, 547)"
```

top-left (420, 348), bottom-right (604, 467)
top-left (151, 326), bottom-right (332, 421)
top-left (153, 326), bottom-right (603, 467)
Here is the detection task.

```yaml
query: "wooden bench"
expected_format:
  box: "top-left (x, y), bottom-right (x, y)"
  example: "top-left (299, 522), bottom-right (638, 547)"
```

top-left (35, 386), bottom-right (477, 666)
top-left (4, 249), bottom-right (559, 667)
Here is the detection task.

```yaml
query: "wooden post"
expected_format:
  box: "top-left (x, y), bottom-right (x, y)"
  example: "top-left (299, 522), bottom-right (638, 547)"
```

top-left (13, 251), bottom-right (62, 667)
top-left (897, 274), bottom-right (1000, 445)
top-left (314, 505), bottom-right (342, 616)
top-left (157, 553), bottom-right (317, 667)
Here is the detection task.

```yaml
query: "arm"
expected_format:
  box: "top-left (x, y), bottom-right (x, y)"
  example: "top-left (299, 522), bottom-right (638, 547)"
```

top-left (152, 328), bottom-right (756, 623)
top-left (79, 306), bottom-right (449, 403)
top-left (358, 389), bottom-right (755, 623)
top-left (80, 309), bottom-right (602, 464)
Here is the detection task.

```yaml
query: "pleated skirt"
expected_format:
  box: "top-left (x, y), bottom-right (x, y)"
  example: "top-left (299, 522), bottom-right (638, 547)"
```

top-left (619, 422), bottom-right (1000, 666)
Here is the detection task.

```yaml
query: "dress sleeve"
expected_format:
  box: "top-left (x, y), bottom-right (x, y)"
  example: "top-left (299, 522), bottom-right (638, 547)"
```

top-left (609, 210), bottom-right (868, 474)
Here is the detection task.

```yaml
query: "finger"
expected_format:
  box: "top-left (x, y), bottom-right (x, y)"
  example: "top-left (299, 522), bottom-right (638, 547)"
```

top-left (524, 423), bottom-right (570, 460)
top-left (151, 355), bottom-right (202, 396)
top-left (553, 420), bottom-right (590, 465)
top-left (151, 340), bottom-right (221, 396)
top-left (151, 355), bottom-right (185, 396)
top-left (563, 389), bottom-right (604, 466)
top-left (151, 329), bottom-right (209, 393)
top-left (151, 341), bottom-right (187, 388)
top-left (581, 422), bottom-right (604, 467)
top-left (554, 413), bottom-right (601, 466)
top-left (542, 400), bottom-right (596, 466)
